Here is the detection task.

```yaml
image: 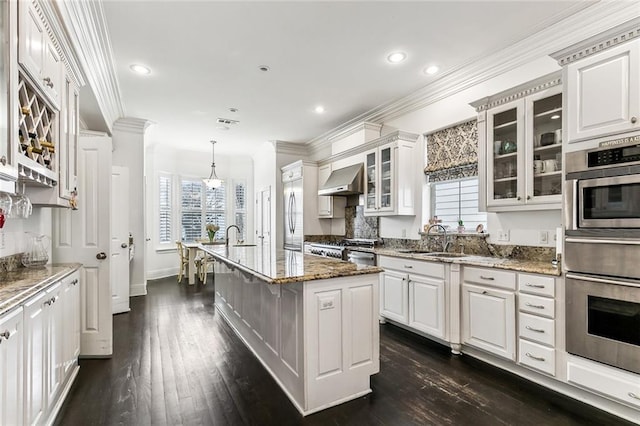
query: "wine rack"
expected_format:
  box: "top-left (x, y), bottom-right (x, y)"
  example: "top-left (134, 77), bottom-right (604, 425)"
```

top-left (17, 74), bottom-right (57, 183)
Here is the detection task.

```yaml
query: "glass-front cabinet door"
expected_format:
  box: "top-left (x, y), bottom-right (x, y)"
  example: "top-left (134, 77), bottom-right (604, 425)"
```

top-left (486, 99), bottom-right (525, 207)
top-left (379, 145), bottom-right (393, 211)
top-left (526, 88), bottom-right (562, 205)
top-left (365, 150), bottom-right (377, 211)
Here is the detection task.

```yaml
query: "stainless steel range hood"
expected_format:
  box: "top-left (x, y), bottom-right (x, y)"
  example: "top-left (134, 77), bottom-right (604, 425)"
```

top-left (318, 164), bottom-right (364, 196)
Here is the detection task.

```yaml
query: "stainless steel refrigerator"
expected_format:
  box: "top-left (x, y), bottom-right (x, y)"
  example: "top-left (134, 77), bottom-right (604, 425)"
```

top-left (283, 171), bottom-right (303, 250)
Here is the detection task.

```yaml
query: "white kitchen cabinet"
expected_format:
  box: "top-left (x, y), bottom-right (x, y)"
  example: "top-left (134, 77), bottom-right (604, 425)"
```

top-left (364, 131), bottom-right (418, 216)
top-left (18, 0), bottom-right (61, 108)
top-left (61, 272), bottom-right (80, 378)
top-left (472, 75), bottom-right (563, 212)
top-left (462, 282), bottom-right (516, 361)
top-left (564, 38), bottom-right (640, 145)
top-left (0, 0), bottom-right (18, 184)
top-left (379, 255), bottom-right (447, 340)
top-left (0, 307), bottom-right (24, 426)
top-left (317, 163), bottom-right (345, 218)
top-left (408, 274), bottom-right (445, 339)
top-left (24, 289), bottom-right (47, 426)
top-left (45, 282), bottom-right (63, 412)
top-left (380, 269), bottom-right (408, 324)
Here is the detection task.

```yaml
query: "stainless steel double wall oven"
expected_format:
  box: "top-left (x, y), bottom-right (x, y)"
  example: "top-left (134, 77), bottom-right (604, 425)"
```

top-left (564, 136), bottom-right (640, 374)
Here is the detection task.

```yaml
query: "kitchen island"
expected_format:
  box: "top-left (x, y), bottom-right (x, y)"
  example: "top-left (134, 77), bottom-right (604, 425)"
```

top-left (200, 244), bottom-right (382, 416)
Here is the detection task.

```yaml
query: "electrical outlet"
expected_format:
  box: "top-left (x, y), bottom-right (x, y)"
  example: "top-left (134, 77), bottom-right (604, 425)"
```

top-left (401, 229), bottom-right (407, 238)
top-left (498, 229), bottom-right (510, 242)
top-left (539, 230), bottom-right (548, 244)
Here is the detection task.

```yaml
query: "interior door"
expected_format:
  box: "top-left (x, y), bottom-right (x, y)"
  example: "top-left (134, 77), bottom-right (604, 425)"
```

top-left (111, 166), bottom-right (130, 314)
top-left (53, 133), bottom-right (112, 357)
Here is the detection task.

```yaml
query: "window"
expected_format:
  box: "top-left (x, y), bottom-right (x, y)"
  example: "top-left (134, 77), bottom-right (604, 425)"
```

top-left (158, 174), bottom-right (172, 244)
top-left (431, 178), bottom-right (487, 230)
top-left (233, 180), bottom-right (247, 241)
top-left (180, 178), bottom-right (226, 241)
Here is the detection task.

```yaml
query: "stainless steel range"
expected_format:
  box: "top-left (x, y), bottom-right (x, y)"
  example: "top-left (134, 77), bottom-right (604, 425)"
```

top-left (564, 136), bottom-right (640, 374)
top-left (306, 238), bottom-right (379, 266)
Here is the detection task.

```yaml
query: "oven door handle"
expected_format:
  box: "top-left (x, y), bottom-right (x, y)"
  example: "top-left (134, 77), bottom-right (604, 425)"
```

top-left (565, 237), bottom-right (640, 245)
top-left (566, 272), bottom-right (640, 288)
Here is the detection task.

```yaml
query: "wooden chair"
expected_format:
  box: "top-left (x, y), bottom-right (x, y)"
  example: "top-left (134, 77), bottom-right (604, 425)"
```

top-left (195, 251), bottom-right (214, 284)
top-left (176, 241), bottom-right (189, 283)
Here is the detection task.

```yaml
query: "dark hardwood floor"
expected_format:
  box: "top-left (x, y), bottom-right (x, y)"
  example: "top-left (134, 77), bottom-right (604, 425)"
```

top-left (55, 275), bottom-right (632, 426)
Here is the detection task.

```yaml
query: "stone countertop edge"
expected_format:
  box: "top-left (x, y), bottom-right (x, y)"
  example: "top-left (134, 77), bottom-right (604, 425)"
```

top-left (375, 249), bottom-right (561, 276)
top-left (204, 248), bottom-right (383, 285)
top-left (0, 263), bottom-right (83, 316)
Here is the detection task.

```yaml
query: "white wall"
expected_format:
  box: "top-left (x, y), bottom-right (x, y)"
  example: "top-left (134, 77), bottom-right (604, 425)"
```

top-left (0, 207), bottom-right (52, 260)
top-left (146, 143), bottom-right (254, 280)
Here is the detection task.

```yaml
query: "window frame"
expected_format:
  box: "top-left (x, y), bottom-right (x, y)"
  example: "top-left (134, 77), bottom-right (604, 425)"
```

top-left (429, 177), bottom-right (487, 231)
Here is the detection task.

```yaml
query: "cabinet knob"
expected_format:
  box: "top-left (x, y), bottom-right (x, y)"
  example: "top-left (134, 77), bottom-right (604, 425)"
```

top-left (517, 196), bottom-right (521, 201)
top-left (632, 116), bottom-right (638, 124)
top-left (526, 195), bottom-right (531, 200)
top-left (0, 156), bottom-right (6, 166)
top-left (121, 243), bottom-right (128, 248)
top-left (43, 77), bottom-right (54, 89)
top-left (96, 252), bottom-right (107, 260)
top-left (0, 330), bottom-right (11, 340)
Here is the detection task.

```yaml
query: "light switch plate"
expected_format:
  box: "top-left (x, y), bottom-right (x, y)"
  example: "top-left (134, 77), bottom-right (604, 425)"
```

top-left (498, 229), bottom-right (510, 242)
top-left (539, 231), bottom-right (548, 244)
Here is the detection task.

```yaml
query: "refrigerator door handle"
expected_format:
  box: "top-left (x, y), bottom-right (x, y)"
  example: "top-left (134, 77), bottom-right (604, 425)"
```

top-left (291, 192), bottom-right (297, 234)
top-left (288, 192), bottom-right (294, 233)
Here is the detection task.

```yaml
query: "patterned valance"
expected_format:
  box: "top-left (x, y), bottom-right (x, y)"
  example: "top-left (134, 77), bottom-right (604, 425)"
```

top-left (428, 163), bottom-right (478, 183)
top-left (424, 119), bottom-right (478, 175)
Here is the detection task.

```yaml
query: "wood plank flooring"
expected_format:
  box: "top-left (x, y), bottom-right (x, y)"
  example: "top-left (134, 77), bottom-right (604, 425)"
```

top-left (55, 275), bottom-right (632, 426)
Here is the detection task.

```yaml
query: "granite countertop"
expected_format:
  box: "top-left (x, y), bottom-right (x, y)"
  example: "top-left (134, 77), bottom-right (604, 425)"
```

top-left (201, 245), bottom-right (383, 284)
top-left (374, 248), bottom-right (561, 276)
top-left (0, 263), bottom-right (82, 316)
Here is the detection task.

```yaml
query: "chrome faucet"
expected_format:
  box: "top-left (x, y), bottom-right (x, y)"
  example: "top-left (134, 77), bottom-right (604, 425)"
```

top-left (225, 225), bottom-right (240, 247)
top-left (426, 224), bottom-right (451, 253)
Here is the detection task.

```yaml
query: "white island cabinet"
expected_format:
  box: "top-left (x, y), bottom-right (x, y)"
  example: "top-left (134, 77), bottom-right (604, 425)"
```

top-left (206, 245), bottom-right (381, 416)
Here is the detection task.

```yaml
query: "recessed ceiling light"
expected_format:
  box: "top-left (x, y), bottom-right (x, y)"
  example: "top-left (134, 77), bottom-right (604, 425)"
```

top-left (130, 64), bottom-right (151, 75)
top-left (425, 65), bottom-right (439, 75)
top-left (550, 114), bottom-right (561, 120)
top-left (387, 52), bottom-right (407, 64)
top-left (258, 65), bottom-right (270, 72)
top-left (229, 107), bottom-right (239, 113)
top-left (314, 105), bottom-right (325, 114)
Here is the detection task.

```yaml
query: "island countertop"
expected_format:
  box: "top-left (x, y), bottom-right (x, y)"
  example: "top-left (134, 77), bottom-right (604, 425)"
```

top-left (0, 263), bottom-right (82, 316)
top-left (201, 245), bottom-right (382, 284)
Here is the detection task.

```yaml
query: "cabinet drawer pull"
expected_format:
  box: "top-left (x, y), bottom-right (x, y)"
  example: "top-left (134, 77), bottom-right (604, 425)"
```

top-left (629, 392), bottom-right (640, 401)
top-left (631, 116), bottom-right (637, 124)
top-left (480, 275), bottom-right (494, 280)
top-left (0, 155), bottom-right (6, 166)
top-left (482, 291), bottom-right (488, 295)
top-left (71, 279), bottom-right (79, 285)
top-left (525, 283), bottom-right (545, 288)
top-left (525, 325), bottom-right (545, 333)
top-left (404, 265), bottom-right (413, 269)
top-left (525, 302), bottom-right (545, 309)
top-left (44, 299), bottom-right (52, 306)
top-left (0, 330), bottom-right (11, 340)
top-left (525, 352), bottom-right (545, 362)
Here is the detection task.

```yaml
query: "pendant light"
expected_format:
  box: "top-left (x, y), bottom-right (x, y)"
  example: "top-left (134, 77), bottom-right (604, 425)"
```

top-left (203, 140), bottom-right (223, 188)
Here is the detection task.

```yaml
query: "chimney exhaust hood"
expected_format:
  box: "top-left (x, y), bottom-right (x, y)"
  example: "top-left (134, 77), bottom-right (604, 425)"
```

top-left (318, 164), bottom-right (364, 196)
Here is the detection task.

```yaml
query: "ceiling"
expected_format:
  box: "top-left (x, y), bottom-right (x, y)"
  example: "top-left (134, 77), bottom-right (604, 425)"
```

top-left (96, 1), bottom-right (595, 156)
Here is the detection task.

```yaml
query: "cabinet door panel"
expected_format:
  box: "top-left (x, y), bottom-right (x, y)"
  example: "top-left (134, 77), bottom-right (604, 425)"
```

top-left (45, 284), bottom-right (63, 412)
top-left (380, 270), bottom-right (408, 324)
top-left (364, 150), bottom-right (377, 212)
top-left (567, 39), bottom-right (640, 143)
top-left (19, 1), bottom-right (45, 81)
top-left (409, 275), bottom-right (445, 339)
top-left (24, 291), bottom-right (47, 426)
top-left (0, 307), bottom-right (24, 426)
top-left (462, 283), bottom-right (515, 360)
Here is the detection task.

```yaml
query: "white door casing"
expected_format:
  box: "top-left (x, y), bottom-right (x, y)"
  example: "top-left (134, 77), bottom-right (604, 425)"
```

top-left (53, 133), bottom-right (112, 357)
top-left (111, 166), bottom-right (130, 314)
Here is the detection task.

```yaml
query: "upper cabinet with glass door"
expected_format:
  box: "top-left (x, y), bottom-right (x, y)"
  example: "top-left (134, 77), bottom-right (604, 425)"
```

top-left (364, 131), bottom-right (418, 216)
top-left (472, 72), bottom-right (563, 212)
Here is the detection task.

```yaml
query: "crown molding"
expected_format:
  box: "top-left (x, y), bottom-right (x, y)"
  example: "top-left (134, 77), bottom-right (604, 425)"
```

top-left (113, 117), bottom-right (154, 134)
top-left (318, 130), bottom-right (419, 166)
top-left (273, 140), bottom-right (312, 158)
top-left (551, 17), bottom-right (640, 66)
top-left (327, 121), bottom-right (382, 142)
top-left (53, 0), bottom-right (124, 133)
top-left (306, 2), bottom-right (639, 152)
top-left (469, 71), bottom-right (561, 112)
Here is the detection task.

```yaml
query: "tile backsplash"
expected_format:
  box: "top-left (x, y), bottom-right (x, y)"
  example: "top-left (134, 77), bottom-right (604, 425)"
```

top-left (345, 205), bottom-right (379, 239)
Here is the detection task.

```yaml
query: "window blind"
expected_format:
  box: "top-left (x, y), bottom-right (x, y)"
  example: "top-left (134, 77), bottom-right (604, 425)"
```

top-left (181, 179), bottom-right (204, 241)
top-left (206, 185), bottom-right (226, 240)
top-left (432, 178), bottom-right (486, 230)
top-left (158, 175), bottom-right (172, 243)
top-left (234, 180), bottom-right (246, 240)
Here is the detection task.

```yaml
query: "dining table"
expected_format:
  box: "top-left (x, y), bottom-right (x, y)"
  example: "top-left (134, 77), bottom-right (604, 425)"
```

top-left (182, 241), bottom-right (224, 284)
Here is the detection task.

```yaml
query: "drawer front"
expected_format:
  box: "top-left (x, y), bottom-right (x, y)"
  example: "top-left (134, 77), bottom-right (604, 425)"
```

top-left (519, 339), bottom-right (556, 376)
top-left (379, 256), bottom-right (444, 279)
top-left (567, 357), bottom-right (640, 410)
top-left (518, 273), bottom-right (555, 297)
top-left (518, 293), bottom-right (555, 318)
top-left (518, 312), bottom-right (555, 346)
top-left (463, 266), bottom-right (516, 291)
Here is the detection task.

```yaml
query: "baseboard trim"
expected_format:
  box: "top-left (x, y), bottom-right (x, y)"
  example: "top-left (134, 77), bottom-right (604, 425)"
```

top-left (47, 363), bottom-right (80, 426)
top-left (130, 281), bottom-right (147, 297)
top-left (147, 267), bottom-right (178, 280)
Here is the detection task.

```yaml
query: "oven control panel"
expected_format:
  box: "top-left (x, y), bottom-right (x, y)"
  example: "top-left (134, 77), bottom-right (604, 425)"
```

top-left (588, 144), bottom-right (640, 167)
